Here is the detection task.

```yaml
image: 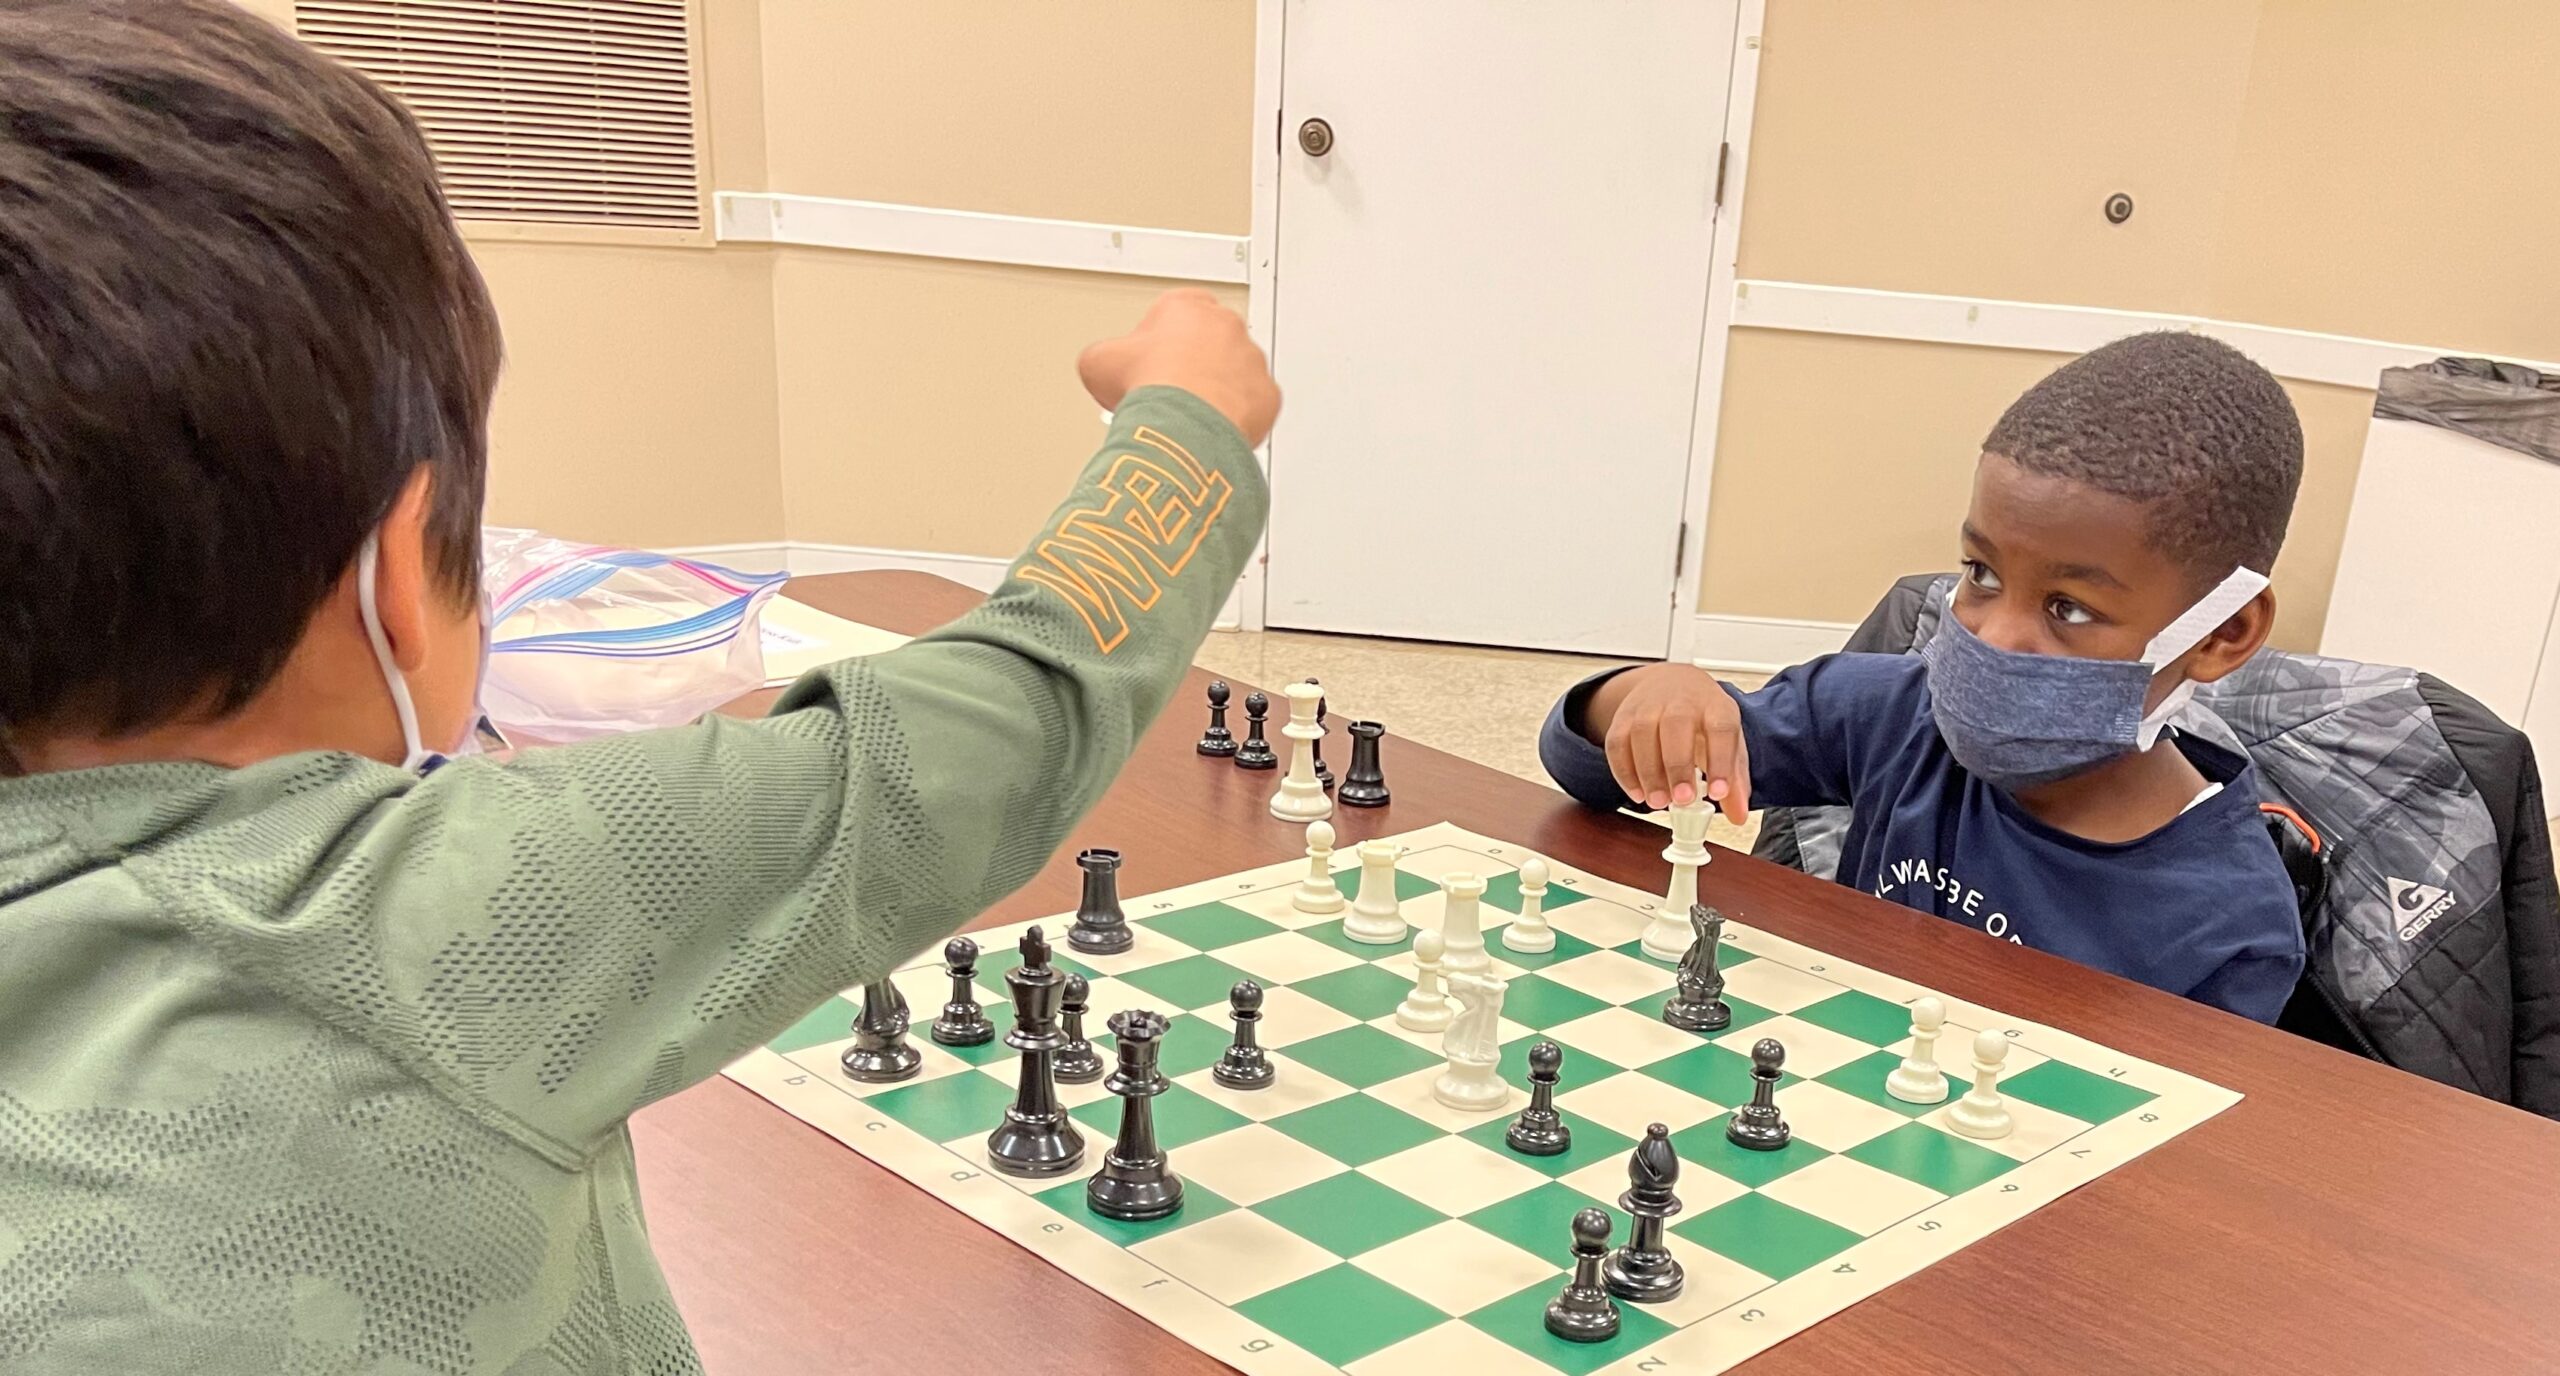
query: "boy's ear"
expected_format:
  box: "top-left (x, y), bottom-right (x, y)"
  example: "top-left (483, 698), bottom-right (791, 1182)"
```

top-left (370, 470), bottom-right (439, 674)
top-left (2183, 587), bottom-right (2275, 685)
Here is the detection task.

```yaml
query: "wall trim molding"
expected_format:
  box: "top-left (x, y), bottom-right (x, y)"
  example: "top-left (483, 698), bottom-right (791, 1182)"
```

top-left (665, 539), bottom-right (1246, 630)
top-left (1690, 612), bottom-right (1852, 676)
top-left (1729, 280), bottom-right (2558, 390)
top-left (790, 542), bottom-right (1012, 590)
top-left (656, 540), bottom-right (795, 573)
top-left (715, 192), bottom-right (1250, 284)
top-left (663, 540), bottom-right (1006, 587)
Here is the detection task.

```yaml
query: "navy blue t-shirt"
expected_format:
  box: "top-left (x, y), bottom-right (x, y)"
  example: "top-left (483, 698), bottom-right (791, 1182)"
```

top-left (1538, 654), bottom-right (2305, 1023)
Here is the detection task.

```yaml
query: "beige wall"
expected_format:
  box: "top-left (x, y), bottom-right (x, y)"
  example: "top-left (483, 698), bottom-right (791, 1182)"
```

top-left (1737, 0), bottom-right (2259, 315)
top-left (2211, 0), bottom-right (2560, 362)
top-left (1702, 333), bottom-right (2371, 653)
top-left (758, 0), bottom-right (1256, 235)
top-left (267, 0), bottom-right (1251, 559)
top-left (757, 0), bottom-right (1257, 557)
top-left (468, 0), bottom-right (786, 549)
top-left (1705, 0), bottom-right (2560, 648)
top-left (772, 252), bottom-right (1243, 554)
top-left (1701, 333), bottom-right (2066, 626)
top-left (702, 0), bottom-right (769, 192)
top-left (476, 242), bottom-right (781, 548)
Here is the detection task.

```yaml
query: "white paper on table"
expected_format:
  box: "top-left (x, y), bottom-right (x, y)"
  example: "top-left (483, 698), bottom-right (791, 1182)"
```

top-left (759, 597), bottom-right (911, 685)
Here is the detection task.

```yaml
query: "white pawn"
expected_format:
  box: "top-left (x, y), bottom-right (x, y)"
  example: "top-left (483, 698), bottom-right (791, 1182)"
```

top-left (1886, 996), bottom-right (1951, 1105)
top-left (1946, 1028), bottom-right (2015, 1140)
top-left (1343, 839), bottom-right (1408, 945)
top-left (1439, 873), bottom-right (1491, 979)
top-left (1395, 929), bottom-right (1454, 1033)
top-left (1290, 820), bottom-right (1346, 915)
top-left (1502, 857), bottom-right (1556, 954)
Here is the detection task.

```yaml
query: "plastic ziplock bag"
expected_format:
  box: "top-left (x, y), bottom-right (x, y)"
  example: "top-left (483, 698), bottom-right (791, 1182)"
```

top-left (479, 527), bottom-right (789, 742)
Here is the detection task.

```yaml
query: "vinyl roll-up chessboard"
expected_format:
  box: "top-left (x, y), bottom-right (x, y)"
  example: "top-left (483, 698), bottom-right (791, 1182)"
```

top-left (725, 823), bottom-right (2238, 1375)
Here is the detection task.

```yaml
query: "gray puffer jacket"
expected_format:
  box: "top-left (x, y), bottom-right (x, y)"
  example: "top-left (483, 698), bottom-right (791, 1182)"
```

top-left (1756, 573), bottom-right (2560, 1118)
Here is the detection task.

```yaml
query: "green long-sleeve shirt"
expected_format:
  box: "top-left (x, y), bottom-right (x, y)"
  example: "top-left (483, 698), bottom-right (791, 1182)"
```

top-left (0, 388), bottom-right (1265, 1374)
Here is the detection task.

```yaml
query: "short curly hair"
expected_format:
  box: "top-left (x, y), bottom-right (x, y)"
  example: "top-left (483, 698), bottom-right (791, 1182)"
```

top-left (1983, 331), bottom-right (2303, 583)
top-left (0, 0), bottom-right (500, 747)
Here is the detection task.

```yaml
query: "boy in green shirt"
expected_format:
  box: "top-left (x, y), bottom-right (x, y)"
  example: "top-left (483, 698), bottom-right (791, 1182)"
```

top-left (0, 3), bottom-right (1277, 1370)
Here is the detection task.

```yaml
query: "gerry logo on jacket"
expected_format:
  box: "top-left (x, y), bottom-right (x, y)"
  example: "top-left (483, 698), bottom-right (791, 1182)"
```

top-left (1875, 856), bottom-right (2024, 945)
top-left (2387, 877), bottom-right (2456, 941)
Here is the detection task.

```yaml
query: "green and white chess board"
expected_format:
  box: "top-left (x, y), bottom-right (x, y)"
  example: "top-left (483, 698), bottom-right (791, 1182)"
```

top-left (725, 823), bottom-right (2239, 1375)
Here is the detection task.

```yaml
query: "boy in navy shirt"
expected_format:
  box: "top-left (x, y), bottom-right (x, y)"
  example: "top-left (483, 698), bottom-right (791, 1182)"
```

top-left (1541, 333), bottom-right (2306, 1021)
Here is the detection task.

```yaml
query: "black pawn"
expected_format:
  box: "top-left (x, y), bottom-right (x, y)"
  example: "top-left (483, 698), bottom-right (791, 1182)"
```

top-left (1725, 1038), bottom-right (1792, 1151)
top-left (1197, 680), bottom-right (1239, 757)
top-left (985, 927), bottom-right (1085, 1178)
top-left (1055, 973), bottom-right (1104, 1084)
top-left (1088, 1009), bottom-right (1184, 1221)
top-left (1544, 1207), bottom-right (1624, 1343)
top-left (1233, 692), bottom-right (1277, 770)
top-left (1506, 1041), bottom-right (1572, 1156)
top-left (1308, 678), bottom-right (1335, 792)
top-left (1603, 1123), bottom-right (1685, 1304)
top-left (1338, 720), bottom-right (1391, 808)
top-left (1211, 980), bottom-right (1275, 1090)
top-left (931, 938), bottom-right (995, 1047)
top-left (1068, 848), bottom-right (1133, 956)
top-left (1661, 906), bottom-right (1733, 1033)
top-left (840, 978), bottom-right (922, 1083)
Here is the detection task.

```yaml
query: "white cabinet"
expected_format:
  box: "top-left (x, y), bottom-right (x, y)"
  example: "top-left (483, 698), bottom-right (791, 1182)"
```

top-left (2322, 409), bottom-right (2560, 800)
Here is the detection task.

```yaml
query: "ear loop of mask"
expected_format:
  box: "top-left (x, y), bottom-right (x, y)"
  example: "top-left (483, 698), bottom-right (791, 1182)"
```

top-left (2131, 565), bottom-right (2270, 749)
top-left (356, 532), bottom-right (436, 771)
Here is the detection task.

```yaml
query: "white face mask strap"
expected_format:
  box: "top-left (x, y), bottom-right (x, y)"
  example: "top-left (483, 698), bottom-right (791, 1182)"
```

top-left (2142, 565), bottom-right (2269, 668)
top-left (356, 533), bottom-right (432, 770)
top-left (2135, 565), bottom-right (2267, 748)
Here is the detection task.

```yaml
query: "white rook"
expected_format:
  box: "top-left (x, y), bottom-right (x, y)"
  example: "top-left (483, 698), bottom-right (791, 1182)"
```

top-left (1344, 840), bottom-right (1409, 945)
top-left (1439, 873), bottom-right (1491, 979)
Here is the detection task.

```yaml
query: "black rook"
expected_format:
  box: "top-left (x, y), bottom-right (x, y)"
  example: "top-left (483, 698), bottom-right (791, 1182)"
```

top-left (1068, 848), bottom-right (1133, 956)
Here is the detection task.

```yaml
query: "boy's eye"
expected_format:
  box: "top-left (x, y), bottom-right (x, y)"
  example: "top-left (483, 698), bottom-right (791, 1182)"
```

top-left (2047, 596), bottom-right (2095, 626)
top-left (1961, 559), bottom-right (2002, 592)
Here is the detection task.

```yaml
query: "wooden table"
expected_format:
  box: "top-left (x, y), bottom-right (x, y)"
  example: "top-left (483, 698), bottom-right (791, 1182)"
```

top-left (634, 571), bottom-right (2560, 1374)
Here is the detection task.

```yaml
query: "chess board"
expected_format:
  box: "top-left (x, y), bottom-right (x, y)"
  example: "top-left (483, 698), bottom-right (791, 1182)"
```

top-left (723, 823), bottom-right (2239, 1375)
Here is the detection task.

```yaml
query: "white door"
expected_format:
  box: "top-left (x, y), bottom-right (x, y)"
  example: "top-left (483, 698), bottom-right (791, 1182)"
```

top-left (1264, 0), bottom-right (1738, 657)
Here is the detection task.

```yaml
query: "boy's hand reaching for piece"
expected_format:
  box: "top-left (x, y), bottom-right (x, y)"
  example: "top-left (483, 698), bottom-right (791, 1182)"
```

top-left (1078, 288), bottom-right (1282, 447)
top-left (1584, 664), bottom-right (1753, 824)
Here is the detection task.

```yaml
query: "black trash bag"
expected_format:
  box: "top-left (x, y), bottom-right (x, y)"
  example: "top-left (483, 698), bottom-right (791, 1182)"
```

top-left (2373, 357), bottom-right (2560, 466)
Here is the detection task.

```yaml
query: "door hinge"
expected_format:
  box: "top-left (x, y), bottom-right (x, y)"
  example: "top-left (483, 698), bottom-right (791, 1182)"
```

top-left (1670, 520), bottom-right (1690, 594)
top-left (1713, 142), bottom-right (1731, 210)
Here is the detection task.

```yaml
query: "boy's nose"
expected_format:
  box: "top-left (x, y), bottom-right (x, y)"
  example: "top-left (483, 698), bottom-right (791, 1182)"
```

top-left (1972, 605), bottom-right (2044, 656)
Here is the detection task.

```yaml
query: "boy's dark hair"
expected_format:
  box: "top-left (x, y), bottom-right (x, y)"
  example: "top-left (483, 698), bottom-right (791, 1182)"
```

top-left (1984, 331), bottom-right (2303, 583)
top-left (0, 0), bottom-right (500, 746)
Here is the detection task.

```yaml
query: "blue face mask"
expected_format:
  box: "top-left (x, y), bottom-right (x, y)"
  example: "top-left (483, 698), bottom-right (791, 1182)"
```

top-left (356, 531), bottom-right (492, 774)
top-left (1922, 567), bottom-right (2268, 792)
